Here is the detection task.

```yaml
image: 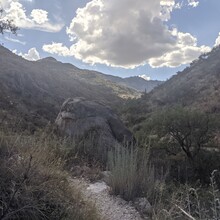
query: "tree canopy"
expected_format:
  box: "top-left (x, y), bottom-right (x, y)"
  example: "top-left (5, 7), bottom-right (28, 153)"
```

top-left (141, 108), bottom-right (215, 161)
top-left (0, 9), bottom-right (18, 35)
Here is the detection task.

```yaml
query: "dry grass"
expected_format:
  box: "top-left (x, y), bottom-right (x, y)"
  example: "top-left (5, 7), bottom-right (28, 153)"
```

top-left (107, 145), bottom-right (166, 201)
top-left (151, 170), bottom-right (220, 220)
top-left (107, 143), bottom-right (220, 219)
top-left (0, 129), bottom-right (99, 220)
top-left (107, 145), bottom-right (139, 200)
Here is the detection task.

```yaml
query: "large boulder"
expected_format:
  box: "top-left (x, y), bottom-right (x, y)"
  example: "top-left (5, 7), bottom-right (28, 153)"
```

top-left (55, 98), bottom-right (133, 162)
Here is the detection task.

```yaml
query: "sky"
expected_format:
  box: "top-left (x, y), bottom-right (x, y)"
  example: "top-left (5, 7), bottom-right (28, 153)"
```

top-left (0, 0), bottom-right (220, 81)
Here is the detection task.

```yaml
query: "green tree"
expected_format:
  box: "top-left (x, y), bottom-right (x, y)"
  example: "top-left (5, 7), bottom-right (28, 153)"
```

top-left (0, 9), bottom-right (18, 35)
top-left (148, 108), bottom-right (213, 162)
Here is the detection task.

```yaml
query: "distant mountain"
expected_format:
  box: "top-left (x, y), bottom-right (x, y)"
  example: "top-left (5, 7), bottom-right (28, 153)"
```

top-left (0, 46), bottom-right (141, 128)
top-left (103, 75), bottom-right (163, 92)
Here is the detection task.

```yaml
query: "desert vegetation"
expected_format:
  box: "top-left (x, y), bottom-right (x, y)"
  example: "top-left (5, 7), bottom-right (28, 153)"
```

top-left (0, 126), bottom-right (99, 220)
top-left (106, 107), bottom-right (220, 219)
top-left (0, 14), bottom-right (220, 219)
top-left (1, 106), bottom-right (219, 219)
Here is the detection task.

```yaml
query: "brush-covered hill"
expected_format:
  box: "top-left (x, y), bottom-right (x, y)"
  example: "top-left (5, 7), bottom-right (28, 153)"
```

top-left (149, 46), bottom-right (220, 112)
top-left (0, 46), bottom-right (141, 129)
top-left (123, 46), bottom-right (220, 127)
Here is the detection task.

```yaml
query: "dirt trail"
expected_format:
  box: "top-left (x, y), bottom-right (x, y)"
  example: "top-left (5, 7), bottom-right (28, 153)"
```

top-left (70, 178), bottom-right (144, 220)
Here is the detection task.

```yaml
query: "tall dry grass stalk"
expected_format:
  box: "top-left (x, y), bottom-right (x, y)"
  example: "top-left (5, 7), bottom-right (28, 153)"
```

top-left (107, 144), bottom-right (166, 201)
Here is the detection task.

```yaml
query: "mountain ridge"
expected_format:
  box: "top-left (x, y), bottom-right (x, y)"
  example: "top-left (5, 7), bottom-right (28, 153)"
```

top-left (148, 45), bottom-right (220, 112)
top-left (123, 45), bottom-right (220, 130)
top-left (0, 46), bottom-right (141, 128)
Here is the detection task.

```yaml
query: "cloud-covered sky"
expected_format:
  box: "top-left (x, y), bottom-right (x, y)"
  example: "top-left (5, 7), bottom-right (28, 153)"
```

top-left (0, 0), bottom-right (219, 80)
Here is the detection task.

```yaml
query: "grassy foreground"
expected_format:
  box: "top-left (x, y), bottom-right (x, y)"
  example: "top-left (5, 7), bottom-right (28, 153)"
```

top-left (107, 145), bottom-right (220, 219)
top-left (0, 128), bottom-right (99, 220)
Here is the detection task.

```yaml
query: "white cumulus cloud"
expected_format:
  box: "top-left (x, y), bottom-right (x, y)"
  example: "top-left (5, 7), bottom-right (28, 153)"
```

top-left (65, 0), bottom-right (178, 68)
top-left (17, 47), bottom-right (40, 61)
top-left (138, 74), bottom-right (151, 81)
top-left (148, 30), bottom-right (211, 67)
top-left (188, 0), bottom-right (199, 8)
top-left (42, 42), bottom-right (71, 56)
top-left (1, 0), bottom-right (63, 32)
top-left (30, 9), bottom-right (48, 24)
top-left (64, 0), bottom-right (208, 68)
top-left (214, 32), bottom-right (220, 47)
top-left (43, 0), bottom-right (207, 68)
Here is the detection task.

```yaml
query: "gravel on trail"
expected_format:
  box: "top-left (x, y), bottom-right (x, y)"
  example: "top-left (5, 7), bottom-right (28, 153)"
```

top-left (70, 178), bottom-right (144, 220)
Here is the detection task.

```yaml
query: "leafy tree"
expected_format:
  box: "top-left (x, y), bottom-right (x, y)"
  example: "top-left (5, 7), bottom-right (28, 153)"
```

top-left (147, 108), bottom-right (214, 162)
top-left (0, 9), bottom-right (18, 35)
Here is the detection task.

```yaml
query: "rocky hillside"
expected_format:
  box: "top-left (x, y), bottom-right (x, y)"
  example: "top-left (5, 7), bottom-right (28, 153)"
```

top-left (0, 46), bottom-right (140, 128)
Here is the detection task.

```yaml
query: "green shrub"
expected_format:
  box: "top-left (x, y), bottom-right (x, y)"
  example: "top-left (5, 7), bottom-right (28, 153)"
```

top-left (135, 108), bottom-right (220, 185)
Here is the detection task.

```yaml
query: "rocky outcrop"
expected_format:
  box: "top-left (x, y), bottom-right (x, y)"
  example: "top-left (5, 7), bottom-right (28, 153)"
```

top-left (55, 98), bottom-right (134, 162)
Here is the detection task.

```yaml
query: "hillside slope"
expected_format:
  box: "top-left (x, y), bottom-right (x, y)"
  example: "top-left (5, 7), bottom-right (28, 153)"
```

top-left (103, 75), bottom-right (162, 92)
top-left (123, 46), bottom-right (220, 128)
top-left (149, 46), bottom-right (220, 112)
top-left (0, 46), bottom-right (140, 128)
